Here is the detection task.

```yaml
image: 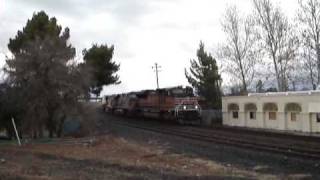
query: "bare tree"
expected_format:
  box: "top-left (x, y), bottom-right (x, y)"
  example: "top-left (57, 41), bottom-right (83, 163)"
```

top-left (300, 36), bottom-right (318, 89)
top-left (219, 6), bottom-right (260, 93)
top-left (253, 0), bottom-right (298, 91)
top-left (297, 0), bottom-right (320, 89)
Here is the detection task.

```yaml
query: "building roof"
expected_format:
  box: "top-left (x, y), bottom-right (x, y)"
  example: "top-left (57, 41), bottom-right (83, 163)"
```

top-left (248, 90), bottom-right (320, 97)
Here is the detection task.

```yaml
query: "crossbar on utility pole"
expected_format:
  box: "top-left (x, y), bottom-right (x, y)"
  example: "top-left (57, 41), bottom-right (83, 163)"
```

top-left (152, 63), bottom-right (161, 89)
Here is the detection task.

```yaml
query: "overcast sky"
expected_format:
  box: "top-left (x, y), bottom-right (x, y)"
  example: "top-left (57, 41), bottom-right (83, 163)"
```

top-left (0, 0), bottom-right (297, 95)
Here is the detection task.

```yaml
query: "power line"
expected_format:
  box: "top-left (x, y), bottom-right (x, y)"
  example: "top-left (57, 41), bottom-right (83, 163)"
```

top-left (152, 62), bottom-right (161, 89)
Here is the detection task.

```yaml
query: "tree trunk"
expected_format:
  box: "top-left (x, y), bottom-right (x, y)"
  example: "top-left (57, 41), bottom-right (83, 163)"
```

top-left (292, 81), bottom-right (296, 91)
top-left (32, 129), bottom-right (38, 139)
top-left (310, 67), bottom-right (316, 90)
top-left (57, 115), bottom-right (66, 138)
top-left (49, 130), bottom-right (54, 138)
top-left (239, 64), bottom-right (247, 93)
top-left (317, 44), bottom-right (320, 86)
top-left (39, 128), bottom-right (43, 138)
top-left (272, 53), bottom-right (281, 91)
top-left (6, 125), bottom-right (14, 140)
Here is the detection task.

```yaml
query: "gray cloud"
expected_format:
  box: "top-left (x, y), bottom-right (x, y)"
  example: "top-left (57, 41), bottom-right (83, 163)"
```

top-left (13, 0), bottom-right (151, 24)
top-left (0, 0), bottom-right (297, 94)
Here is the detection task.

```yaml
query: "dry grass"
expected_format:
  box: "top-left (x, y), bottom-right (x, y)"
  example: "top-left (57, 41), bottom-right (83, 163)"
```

top-left (0, 135), bottom-right (308, 179)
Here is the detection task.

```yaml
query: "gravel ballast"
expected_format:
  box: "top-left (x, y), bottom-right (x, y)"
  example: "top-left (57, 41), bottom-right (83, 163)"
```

top-left (100, 113), bottom-right (320, 179)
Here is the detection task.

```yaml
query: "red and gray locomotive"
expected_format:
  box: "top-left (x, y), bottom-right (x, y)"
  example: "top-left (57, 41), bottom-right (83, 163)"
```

top-left (103, 86), bottom-right (201, 124)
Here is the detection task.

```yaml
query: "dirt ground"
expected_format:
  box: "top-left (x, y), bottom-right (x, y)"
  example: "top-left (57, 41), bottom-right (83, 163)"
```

top-left (0, 134), bottom-right (303, 180)
top-left (0, 105), bottom-right (316, 180)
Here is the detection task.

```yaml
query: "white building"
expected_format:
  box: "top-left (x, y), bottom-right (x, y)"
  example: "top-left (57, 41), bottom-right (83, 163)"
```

top-left (222, 91), bottom-right (320, 133)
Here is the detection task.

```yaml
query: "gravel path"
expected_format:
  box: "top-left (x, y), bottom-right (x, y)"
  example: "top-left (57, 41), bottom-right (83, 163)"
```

top-left (99, 113), bottom-right (320, 179)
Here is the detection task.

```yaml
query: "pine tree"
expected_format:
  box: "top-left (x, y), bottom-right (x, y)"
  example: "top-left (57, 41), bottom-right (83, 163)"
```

top-left (5, 11), bottom-right (89, 138)
top-left (82, 44), bottom-right (120, 97)
top-left (185, 42), bottom-right (222, 109)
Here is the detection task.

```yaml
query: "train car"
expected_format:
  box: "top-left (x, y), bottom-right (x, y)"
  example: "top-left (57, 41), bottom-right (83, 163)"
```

top-left (103, 86), bottom-right (201, 124)
top-left (103, 95), bottom-right (117, 113)
top-left (103, 94), bottom-right (136, 115)
top-left (135, 87), bottom-right (201, 124)
top-left (114, 93), bottom-right (138, 116)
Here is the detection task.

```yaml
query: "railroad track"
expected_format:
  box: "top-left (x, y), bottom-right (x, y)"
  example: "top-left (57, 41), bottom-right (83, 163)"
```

top-left (209, 125), bottom-right (320, 143)
top-left (107, 118), bottom-right (320, 160)
top-left (183, 126), bottom-right (320, 149)
top-left (23, 136), bottom-right (97, 145)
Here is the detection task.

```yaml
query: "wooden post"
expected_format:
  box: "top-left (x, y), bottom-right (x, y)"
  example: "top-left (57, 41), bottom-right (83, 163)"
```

top-left (11, 118), bottom-right (21, 146)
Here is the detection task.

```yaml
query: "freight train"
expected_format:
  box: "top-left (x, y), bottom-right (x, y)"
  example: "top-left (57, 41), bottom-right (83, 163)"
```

top-left (102, 86), bottom-right (201, 124)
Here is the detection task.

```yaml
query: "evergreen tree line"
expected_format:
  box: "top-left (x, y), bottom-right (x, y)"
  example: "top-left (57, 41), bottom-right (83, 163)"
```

top-left (0, 11), bottom-right (120, 138)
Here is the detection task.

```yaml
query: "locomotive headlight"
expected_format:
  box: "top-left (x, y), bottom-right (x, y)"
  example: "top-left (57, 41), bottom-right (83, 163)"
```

top-left (183, 105), bottom-right (187, 110)
top-left (195, 105), bottom-right (198, 109)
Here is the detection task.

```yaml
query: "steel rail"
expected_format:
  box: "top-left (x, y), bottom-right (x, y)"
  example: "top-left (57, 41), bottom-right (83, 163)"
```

top-left (108, 119), bottom-right (320, 160)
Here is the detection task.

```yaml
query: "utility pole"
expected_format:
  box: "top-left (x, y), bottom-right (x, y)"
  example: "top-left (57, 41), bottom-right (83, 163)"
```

top-left (152, 63), bottom-right (161, 89)
top-left (11, 118), bottom-right (21, 146)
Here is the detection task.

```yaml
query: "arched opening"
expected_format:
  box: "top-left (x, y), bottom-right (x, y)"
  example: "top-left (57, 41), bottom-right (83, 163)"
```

top-left (228, 103), bottom-right (239, 119)
top-left (285, 103), bottom-right (302, 131)
top-left (263, 103), bottom-right (278, 120)
top-left (285, 103), bottom-right (302, 112)
top-left (245, 103), bottom-right (257, 120)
